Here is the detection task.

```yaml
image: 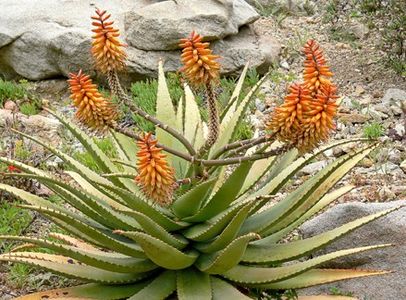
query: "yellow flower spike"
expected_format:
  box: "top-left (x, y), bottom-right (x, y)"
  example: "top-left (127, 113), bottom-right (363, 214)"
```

top-left (179, 31), bottom-right (220, 87)
top-left (67, 70), bottom-right (118, 131)
top-left (135, 133), bottom-right (176, 206)
top-left (91, 8), bottom-right (126, 74)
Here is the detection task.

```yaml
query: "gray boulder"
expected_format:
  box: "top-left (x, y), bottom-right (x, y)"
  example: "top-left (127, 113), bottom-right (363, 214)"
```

top-left (299, 201), bottom-right (406, 300)
top-left (0, 0), bottom-right (279, 81)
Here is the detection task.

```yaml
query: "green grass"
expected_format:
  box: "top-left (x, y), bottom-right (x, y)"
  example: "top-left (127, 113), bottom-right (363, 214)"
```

top-left (363, 122), bottom-right (384, 139)
top-left (0, 79), bottom-right (28, 107)
top-left (0, 78), bottom-right (42, 115)
top-left (329, 286), bottom-right (354, 297)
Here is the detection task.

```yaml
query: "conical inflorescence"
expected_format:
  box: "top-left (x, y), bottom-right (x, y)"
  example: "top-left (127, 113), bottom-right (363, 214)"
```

top-left (91, 8), bottom-right (126, 74)
top-left (268, 39), bottom-right (339, 152)
top-left (68, 70), bottom-right (118, 131)
top-left (179, 31), bottom-right (220, 87)
top-left (135, 133), bottom-right (175, 206)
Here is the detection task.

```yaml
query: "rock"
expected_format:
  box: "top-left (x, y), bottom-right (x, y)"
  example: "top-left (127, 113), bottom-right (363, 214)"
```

top-left (255, 98), bottom-right (265, 112)
top-left (3, 100), bottom-right (18, 112)
top-left (348, 21), bottom-right (369, 40)
top-left (378, 186), bottom-right (396, 200)
top-left (280, 60), bottom-right (290, 70)
top-left (401, 160), bottom-right (406, 173)
top-left (0, 0), bottom-right (279, 81)
top-left (0, 109), bottom-right (60, 144)
top-left (354, 85), bottom-right (365, 96)
top-left (299, 160), bottom-right (328, 175)
top-left (358, 157), bottom-right (374, 168)
top-left (382, 88), bottom-right (406, 105)
top-left (300, 201), bottom-right (406, 300)
top-left (125, 0), bottom-right (258, 51)
top-left (339, 113), bottom-right (369, 124)
top-left (388, 149), bottom-right (402, 165)
top-left (394, 123), bottom-right (405, 137)
top-left (361, 107), bottom-right (388, 121)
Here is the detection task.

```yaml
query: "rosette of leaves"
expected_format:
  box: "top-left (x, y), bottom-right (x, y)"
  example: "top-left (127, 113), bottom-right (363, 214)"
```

top-left (0, 63), bottom-right (399, 299)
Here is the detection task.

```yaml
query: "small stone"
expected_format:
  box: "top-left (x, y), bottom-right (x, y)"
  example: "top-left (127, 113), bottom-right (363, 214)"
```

top-left (388, 149), bottom-right (402, 164)
top-left (394, 123), bottom-right (405, 137)
top-left (349, 21), bottom-right (370, 40)
top-left (354, 85), bottom-right (365, 96)
top-left (299, 160), bottom-right (328, 176)
top-left (378, 186), bottom-right (396, 200)
top-left (280, 60), bottom-right (289, 70)
top-left (358, 157), bottom-right (374, 168)
top-left (339, 113), bottom-right (369, 124)
top-left (4, 100), bottom-right (18, 111)
top-left (255, 98), bottom-right (265, 112)
top-left (401, 160), bottom-right (406, 173)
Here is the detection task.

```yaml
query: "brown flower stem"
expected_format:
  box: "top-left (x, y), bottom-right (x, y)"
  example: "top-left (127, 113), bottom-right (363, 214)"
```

top-left (206, 82), bottom-right (220, 146)
top-left (201, 144), bottom-right (292, 166)
top-left (107, 71), bottom-right (197, 157)
top-left (211, 133), bottom-right (276, 160)
top-left (112, 125), bottom-right (194, 162)
top-left (112, 125), bottom-right (290, 167)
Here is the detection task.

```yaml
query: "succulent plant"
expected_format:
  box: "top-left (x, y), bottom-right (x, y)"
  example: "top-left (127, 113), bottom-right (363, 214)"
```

top-left (0, 8), bottom-right (401, 300)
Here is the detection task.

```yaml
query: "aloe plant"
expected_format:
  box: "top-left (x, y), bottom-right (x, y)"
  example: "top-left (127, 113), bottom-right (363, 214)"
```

top-left (0, 8), bottom-right (400, 300)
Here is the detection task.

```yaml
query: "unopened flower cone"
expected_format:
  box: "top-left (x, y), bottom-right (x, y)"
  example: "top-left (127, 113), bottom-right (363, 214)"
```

top-left (179, 31), bottom-right (220, 87)
top-left (91, 8), bottom-right (126, 74)
top-left (136, 133), bottom-right (175, 206)
top-left (68, 70), bottom-right (117, 131)
top-left (303, 39), bottom-right (333, 94)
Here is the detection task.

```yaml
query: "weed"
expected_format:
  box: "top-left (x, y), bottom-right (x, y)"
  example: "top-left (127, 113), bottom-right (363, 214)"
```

top-left (329, 286), bottom-right (354, 297)
top-left (0, 79), bottom-right (28, 107)
top-left (323, 0), bottom-right (339, 24)
top-left (363, 122), bottom-right (384, 139)
top-left (20, 101), bottom-right (40, 116)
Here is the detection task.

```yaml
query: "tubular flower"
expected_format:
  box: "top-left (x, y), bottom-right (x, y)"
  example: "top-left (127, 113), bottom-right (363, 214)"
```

top-left (91, 8), bottom-right (126, 74)
top-left (297, 83), bottom-right (339, 152)
top-left (179, 31), bottom-right (220, 87)
top-left (303, 39), bottom-right (333, 94)
top-left (267, 83), bottom-right (312, 141)
top-left (68, 70), bottom-right (118, 131)
top-left (136, 133), bottom-right (175, 206)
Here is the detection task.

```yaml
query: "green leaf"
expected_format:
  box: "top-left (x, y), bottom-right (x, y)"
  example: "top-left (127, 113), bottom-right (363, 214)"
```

top-left (125, 232), bottom-right (198, 270)
top-left (183, 200), bottom-right (254, 242)
top-left (0, 236), bottom-right (157, 273)
top-left (0, 252), bottom-right (152, 284)
top-left (128, 271), bottom-right (176, 300)
top-left (22, 205), bottom-right (145, 258)
top-left (110, 130), bottom-right (138, 165)
top-left (15, 282), bottom-right (149, 300)
top-left (222, 244), bottom-right (390, 284)
top-left (98, 182), bottom-right (189, 231)
top-left (253, 185), bottom-right (355, 244)
top-left (261, 145), bottom-right (377, 237)
top-left (172, 178), bottom-right (216, 218)
top-left (242, 206), bottom-right (401, 263)
top-left (177, 268), bottom-right (212, 300)
top-left (210, 71), bottom-right (268, 157)
top-left (240, 144), bottom-right (375, 235)
top-left (238, 155), bottom-right (276, 197)
top-left (195, 201), bottom-right (257, 253)
top-left (211, 277), bottom-right (253, 300)
top-left (156, 60), bottom-right (188, 177)
top-left (184, 83), bottom-right (204, 149)
top-left (220, 62), bottom-right (250, 122)
top-left (185, 161), bottom-right (254, 222)
top-left (251, 268), bottom-right (389, 290)
top-left (195, 233), bottom-right (260, 274)
top-left (249, 138), bottom-right (369, 200)
top-left (115, 210), bottom-right (188, 249)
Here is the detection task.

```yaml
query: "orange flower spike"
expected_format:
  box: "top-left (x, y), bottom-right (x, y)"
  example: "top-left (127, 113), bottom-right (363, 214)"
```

top-left (303, 39), bottom-right (333, 93)
top-left (268, 83), bottom-right (312, 139)
top-left (68, 70), bottom-right (118, 131)
top-left (135, 133), bottom-right (175, 206)
top-left (179, 31), bottom-right (220, 87)
top-left (91, 8), bottom-right (126, 74)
